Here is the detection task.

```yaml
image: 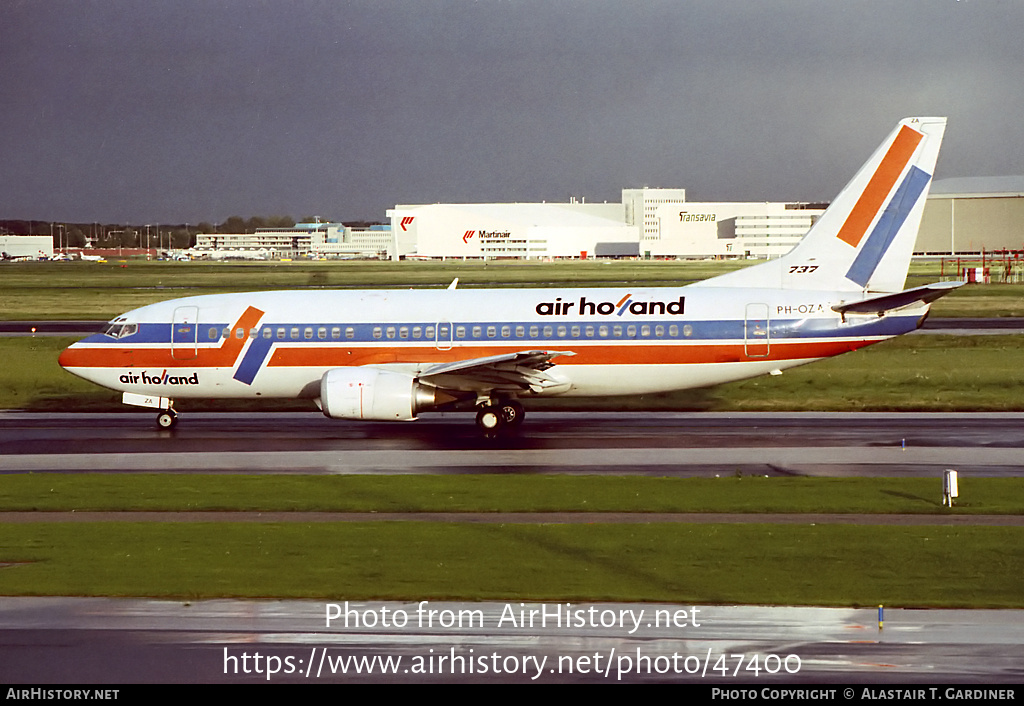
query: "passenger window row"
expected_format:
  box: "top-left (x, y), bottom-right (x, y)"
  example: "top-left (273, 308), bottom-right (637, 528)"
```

top-left (206, 323), bottom-right (692, 341)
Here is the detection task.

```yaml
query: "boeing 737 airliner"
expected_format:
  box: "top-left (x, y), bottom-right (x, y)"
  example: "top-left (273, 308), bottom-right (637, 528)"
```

top-left (60, 117), bottom-right (960, 432)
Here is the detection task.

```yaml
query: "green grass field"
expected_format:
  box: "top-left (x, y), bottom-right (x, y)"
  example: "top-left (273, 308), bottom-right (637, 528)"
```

top-left (0, 475), bottom-right (1021, 605)
top-left (2, 475), bottom-right (1020, 514)
top-left (1, 521), bottom-right (1019, 607)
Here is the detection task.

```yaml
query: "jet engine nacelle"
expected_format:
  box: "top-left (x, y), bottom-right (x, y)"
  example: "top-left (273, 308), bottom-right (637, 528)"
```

top-left (319, 367), bottom-right (436, 421)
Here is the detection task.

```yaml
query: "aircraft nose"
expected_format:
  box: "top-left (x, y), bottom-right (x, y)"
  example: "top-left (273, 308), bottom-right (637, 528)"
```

top-left (58, 342), bottom-right (79, 375)
top-left (57, 342), bottom-right (76, 369)
top-left (57, 340), bottom-right (91, 380)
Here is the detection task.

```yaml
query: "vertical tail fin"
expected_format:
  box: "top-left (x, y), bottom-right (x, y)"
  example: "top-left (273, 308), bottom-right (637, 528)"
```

top-left (697, 117), bottom-right (946, 293)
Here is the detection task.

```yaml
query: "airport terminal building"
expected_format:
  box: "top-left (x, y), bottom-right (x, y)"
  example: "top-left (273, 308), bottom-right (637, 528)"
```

top-left (193, 223), bottom-right (391, 259)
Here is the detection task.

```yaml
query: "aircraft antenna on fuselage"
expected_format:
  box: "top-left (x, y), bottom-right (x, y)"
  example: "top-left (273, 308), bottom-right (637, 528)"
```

top-left (448, 278), bottom-right (459, 290)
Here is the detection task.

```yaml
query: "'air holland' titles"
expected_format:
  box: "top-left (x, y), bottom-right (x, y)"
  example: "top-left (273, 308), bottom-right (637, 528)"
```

top-left (536, 294), bottom-right (685, 317)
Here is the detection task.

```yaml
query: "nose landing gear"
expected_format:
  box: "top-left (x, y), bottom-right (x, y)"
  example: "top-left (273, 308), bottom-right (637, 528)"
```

top-left (156, 408), bottom-right (178, 429)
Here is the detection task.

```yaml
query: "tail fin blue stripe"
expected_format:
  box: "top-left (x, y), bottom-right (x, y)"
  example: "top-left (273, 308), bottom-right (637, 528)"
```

top-left (845, 165), bottom-right (931, 287)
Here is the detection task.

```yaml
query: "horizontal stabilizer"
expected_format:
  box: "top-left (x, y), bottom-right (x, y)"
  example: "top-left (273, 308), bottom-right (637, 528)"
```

top-left (832, 281), bottom-right (964, 316)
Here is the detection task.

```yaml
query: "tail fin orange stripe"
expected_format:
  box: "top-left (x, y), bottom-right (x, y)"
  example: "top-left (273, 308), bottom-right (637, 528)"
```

top-left (836, 125), bottom-right (923, 248)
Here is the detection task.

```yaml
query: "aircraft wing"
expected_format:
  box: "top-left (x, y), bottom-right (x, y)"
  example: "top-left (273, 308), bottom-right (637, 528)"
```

top-left (832, 281), bottom-right (964, 317)
top-left (418, 350), bottom-right (576, 394)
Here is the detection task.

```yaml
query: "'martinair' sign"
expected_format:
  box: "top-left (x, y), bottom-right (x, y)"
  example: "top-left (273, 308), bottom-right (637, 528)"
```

top-left (536, 294), bottom-right (685, 317)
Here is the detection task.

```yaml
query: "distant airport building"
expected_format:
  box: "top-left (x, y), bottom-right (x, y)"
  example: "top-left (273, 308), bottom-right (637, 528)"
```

top-left (622, 188), bottom-right (688, 242)
top-left (192, 223), bottom-right (391, 259)
top-left (918, 177), bottom-right (1024, 254)
top-left (389, 189), bottom-right (825, 260)
top-left (0, 235), bottom-right (52, 260)
top-left (641, 200), bottom-right (826, 259)
top-left (387, 202), bottom-right (634, 260)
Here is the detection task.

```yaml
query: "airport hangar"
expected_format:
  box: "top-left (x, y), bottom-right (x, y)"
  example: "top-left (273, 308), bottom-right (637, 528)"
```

top-left (917, 176), bottom-right (1024, 255)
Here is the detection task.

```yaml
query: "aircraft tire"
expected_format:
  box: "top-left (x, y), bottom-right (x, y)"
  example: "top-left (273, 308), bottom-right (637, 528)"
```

top-left (156, 410), bottom-right (177, 429)
top-left (476, 406), bottom-right (503, 432)
top-left (499, 400), bottom-right (525, 426)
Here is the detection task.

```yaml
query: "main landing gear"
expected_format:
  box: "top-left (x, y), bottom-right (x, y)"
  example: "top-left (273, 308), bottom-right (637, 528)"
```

top-left (475, 399), bottom-right (525, 434)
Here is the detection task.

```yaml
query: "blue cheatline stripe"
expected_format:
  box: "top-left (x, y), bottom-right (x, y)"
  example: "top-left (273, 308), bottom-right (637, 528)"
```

top-left (83, 313), bottom-right (923, 353)
top-left (233, 332), bottom-right (275, 385)
top-left (846, 165), bottom-right (931, 287)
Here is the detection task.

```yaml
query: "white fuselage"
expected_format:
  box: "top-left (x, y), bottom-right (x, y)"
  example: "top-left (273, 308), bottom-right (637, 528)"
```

top-left (59, 284), bottom-right (926, 404)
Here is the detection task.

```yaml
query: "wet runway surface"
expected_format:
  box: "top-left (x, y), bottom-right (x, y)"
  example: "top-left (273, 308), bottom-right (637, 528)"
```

top-left (1, 598), bottom-right (1021, 684)
top-left (3, 411), bottom-right (1023, 477)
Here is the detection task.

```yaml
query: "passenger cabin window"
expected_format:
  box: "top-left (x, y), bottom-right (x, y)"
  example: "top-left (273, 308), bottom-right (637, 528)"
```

top-left (208, 327), bottom-right (219, 340)
top-left (345, 327), bottom-right (355, 339)
top-left (318, 327), bottom-right (327, 340)
top-left (262, 328), bottom-right (272, 339)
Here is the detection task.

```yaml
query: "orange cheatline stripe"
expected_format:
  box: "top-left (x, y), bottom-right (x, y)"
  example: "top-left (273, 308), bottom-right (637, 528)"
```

top-left (60, 338), bottom-right (881, 370)
top-left (836, 125), bottom-right (923, 248)
top-left (265, 339), bottom-right (881, 368)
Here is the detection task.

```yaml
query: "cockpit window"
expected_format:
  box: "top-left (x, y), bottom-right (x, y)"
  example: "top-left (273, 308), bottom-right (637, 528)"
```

top-left (102, 323), bottom-right (137, 339)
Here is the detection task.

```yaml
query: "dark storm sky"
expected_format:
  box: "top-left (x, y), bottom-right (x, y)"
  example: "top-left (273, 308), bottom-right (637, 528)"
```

top-left (1, 0), bottom-right (1020, 224)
